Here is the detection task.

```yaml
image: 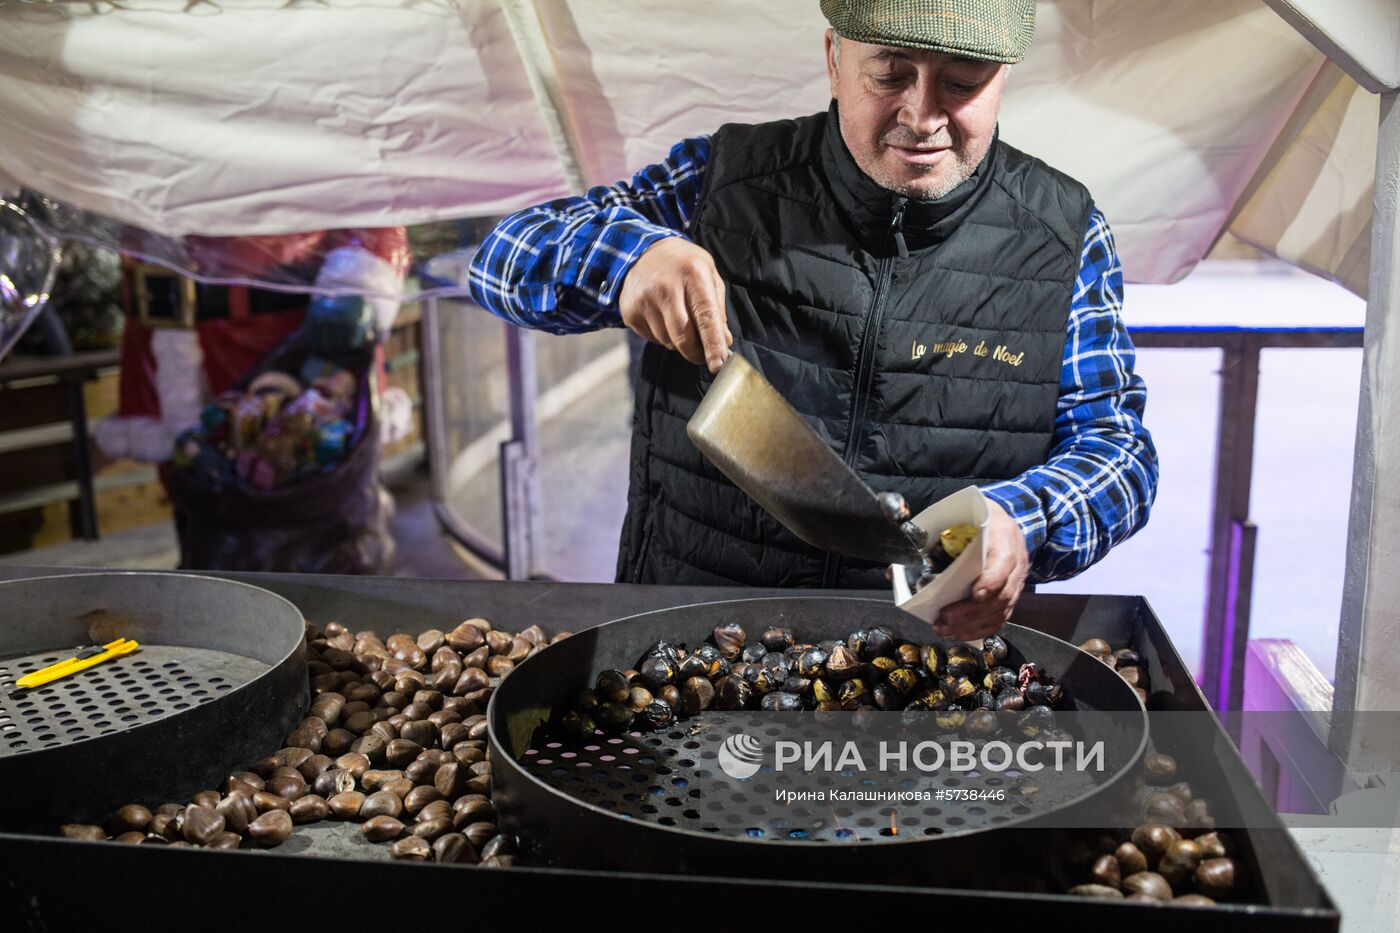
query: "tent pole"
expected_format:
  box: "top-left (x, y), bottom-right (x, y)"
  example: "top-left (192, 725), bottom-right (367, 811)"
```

top-left (1332, 90), bottom-right (1400, 771)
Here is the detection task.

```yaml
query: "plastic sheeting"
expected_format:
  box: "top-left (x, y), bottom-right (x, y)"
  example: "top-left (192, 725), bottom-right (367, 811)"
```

top-left (0, 0), bottom-right (1380, 298)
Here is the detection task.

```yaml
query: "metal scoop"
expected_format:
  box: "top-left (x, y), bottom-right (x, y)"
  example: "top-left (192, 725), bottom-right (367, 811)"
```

top-left (686, 353), bottom-right (923, 565)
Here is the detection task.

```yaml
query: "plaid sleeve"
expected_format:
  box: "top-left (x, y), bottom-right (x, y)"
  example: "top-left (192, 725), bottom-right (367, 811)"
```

top-left (467, 136), bottom-right (712, 334)
top-left (980, 207), bottom-right (1159, 583)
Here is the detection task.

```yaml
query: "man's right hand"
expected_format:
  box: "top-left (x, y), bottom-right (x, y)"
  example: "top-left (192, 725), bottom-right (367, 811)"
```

top-left (618, 238), bottom-right (733, 374)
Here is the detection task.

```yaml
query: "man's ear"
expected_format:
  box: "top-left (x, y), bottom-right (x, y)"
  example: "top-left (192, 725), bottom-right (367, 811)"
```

top-left (826, 29), bottom-right (841, 97)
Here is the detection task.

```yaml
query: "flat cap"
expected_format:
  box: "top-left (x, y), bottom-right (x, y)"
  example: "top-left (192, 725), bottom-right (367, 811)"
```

top-left (821, 0), bottom-right (1036, 64)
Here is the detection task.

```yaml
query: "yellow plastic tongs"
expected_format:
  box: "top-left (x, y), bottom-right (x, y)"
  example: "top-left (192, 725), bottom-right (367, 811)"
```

top-left (13, 637), bottom-right (140, 691)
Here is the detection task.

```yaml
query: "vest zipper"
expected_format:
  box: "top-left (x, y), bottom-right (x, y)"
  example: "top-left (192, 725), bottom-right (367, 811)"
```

top-left (821, 197), bottom-right (908, 588)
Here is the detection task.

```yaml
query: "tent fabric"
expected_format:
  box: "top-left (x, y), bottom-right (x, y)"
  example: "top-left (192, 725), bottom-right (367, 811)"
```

top-left (0, 0), bottom-right (1378, 297)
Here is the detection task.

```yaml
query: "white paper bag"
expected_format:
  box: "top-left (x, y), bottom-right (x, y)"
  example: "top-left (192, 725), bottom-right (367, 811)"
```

top-left (890, 486), bottom-right (990, 624)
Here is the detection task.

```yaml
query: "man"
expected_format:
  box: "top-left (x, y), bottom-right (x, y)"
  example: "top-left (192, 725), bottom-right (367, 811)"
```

top-left (469, 0), bottom-right (1158, 640)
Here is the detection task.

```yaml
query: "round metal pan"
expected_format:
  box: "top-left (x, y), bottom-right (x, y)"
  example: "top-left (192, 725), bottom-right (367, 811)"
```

top-left (0, 572), bottom-right (307, 833)
top-left (490, 597), bottom-right (1146, 887)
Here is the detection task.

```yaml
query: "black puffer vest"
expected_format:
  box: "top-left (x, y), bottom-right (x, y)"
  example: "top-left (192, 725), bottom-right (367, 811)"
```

top-left (617, 105), bottom-right (1093, 588)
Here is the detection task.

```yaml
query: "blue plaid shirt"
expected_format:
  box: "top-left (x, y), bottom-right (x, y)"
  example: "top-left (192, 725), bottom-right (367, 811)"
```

top-left (469, 136), bottom-right (1158, 582)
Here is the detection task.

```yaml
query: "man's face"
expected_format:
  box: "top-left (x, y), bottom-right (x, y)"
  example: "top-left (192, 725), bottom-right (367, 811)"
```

top-left (826, 31), bottom-right (1007, 200)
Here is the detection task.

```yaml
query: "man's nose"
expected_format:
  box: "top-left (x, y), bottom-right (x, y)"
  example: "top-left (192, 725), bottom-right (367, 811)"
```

top-left (898, 79), bottom-right (949, 137)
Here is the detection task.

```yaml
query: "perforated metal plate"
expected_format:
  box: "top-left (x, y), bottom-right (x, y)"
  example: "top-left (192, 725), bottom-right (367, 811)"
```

top-left (521, 715), bottom-right (1096, 842)
top-left (0, 645), bottom-right (267, 757)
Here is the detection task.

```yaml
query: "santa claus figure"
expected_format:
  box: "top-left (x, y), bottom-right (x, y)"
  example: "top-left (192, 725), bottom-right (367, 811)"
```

top-left (95, 227), bottom-right (412, 465)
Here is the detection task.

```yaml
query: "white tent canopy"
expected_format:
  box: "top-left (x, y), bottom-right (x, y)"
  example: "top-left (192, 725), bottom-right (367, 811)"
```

top-left (0, 0), bottom-right (1380, 296)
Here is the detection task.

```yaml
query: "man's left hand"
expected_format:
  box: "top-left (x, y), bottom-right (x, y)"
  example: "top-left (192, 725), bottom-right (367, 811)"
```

top-left (933, 500), bottom-right (1029, 641)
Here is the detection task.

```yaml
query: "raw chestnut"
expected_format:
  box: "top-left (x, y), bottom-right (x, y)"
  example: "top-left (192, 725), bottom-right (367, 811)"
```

top-left (361, 790), bottom-right (404, 820)
top-left (1157, 839), bottom-right (1203, 887)
top-left (1068, 884), bottom-right (1123, 899)
top-left (1194, 858), bottom-right (1238, 899)
top-left (328, 791), bottom-right (366, 819)
top-left (59, 824), bottom-right (106, 841)
top-left (290, 795), bottom-right (330, 824)
top-left (1121, 871), bottom-right (1172, 901)
top-left (1144, 753), bottom-right (1178, 785)
top-left (109, 804), bottom-right (153, 835)
top-left (1130, 824), bottom-right (1181, 866)
top-left (1090, 853), bottom-right (1121, 889)
top-left (627, 686), bottom-right (654, 713)
top-left (206, 832), bottom-right (243, 850)
top-left (181, 806), bottom-right (225, 845)
top-left (1114, 841), bottom-right (1149, 875)
top-left (1173, 895), bottom-right (1217, 907)
top-left (390, 835), bottom-right (432, 860)
top-left (248, 810), bottom-right (292, 847)
top-left (362, 815), bottom-right (405, 842)
top-left (433, 832), bottom-right (479, 864)
top-left (1196, 831), bottom-right (1233, 860)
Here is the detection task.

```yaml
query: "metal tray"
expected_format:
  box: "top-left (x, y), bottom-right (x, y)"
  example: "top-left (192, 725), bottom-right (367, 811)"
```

top-left (0, 569), bottom-right (1339, 931)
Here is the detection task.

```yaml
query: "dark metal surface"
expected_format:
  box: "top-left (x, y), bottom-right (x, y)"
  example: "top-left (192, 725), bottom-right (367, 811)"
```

top-left (490, 597), bottom-right (1146, 884)
top-left (687, 354), bottom-right (921, 564)
top-left (0, 569), bottom-right (1339, 930)
top-left (0, 572), bottom-right (307, 832)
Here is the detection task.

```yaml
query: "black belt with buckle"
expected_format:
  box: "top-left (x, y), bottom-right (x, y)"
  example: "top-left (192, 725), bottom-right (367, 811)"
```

top-left (133, 263), bottom-right (313, 328)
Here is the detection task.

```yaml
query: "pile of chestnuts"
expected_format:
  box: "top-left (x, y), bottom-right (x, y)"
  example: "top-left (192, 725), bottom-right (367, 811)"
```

top-left (58, 617), bottom-right (568, 867)
top-left (1078, 638), bottom-right (1149, 707)
top-left (557, 622), bottom-right (1070, 744)
top-left (1063, 635), bottom-right (1249, 907)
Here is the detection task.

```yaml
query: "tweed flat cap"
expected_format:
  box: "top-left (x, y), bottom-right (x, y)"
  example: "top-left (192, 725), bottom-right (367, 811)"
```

top-left (821, 0), bottom-right (1036, 64)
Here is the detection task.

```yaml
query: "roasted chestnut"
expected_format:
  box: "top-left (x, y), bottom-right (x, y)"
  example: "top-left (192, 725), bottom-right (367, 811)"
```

top-left (760, 692), bottom-right (804, 712)
top-left (677, 653), bottom-right (710, 681)
top-left (595, 703), bottom-right (635, 735)
top-left (594, 670), bottom-right (631, 704)
top-left (962, 710), bottom-right (1000, 739)
top-left (714, 675), bottom-right (754, 711)
top-left (678, 676), bottom-right (715, 716)
top-left (944, 645), bottom-right (981, 678)
top-left (863, 627), bottom-right (896, 660)
top-left (638, 699), bottom-right (676, 730)
top-left (994, 691), bottom-right (1026, 712)
top-left (624, 687), bottom-right (654, 715)
top-left (638, 656), bottom-right (677, 690)
top-left (559, 710), bottom-right (597, 743)
top-left (823, 645), bottom-right (862, 682)
top-left (886, 667), bottom-right (921, 696)
top-left (981, 634), bottom-right (1008, 668)
top-left (795, 648), bottom-right (828, 679)
top-left (971, 689), bottom-right (997, 711)
top-left (837, 678), bottom-right (868, 707)
top-left (640, 641), bottom-right (681, 665)
top-left (711, 622), bottom-right (747, 659)
top-left (932, 708), bottom-right (967, 732)
top-left (984, 666), bottom-right (1018, 694)
top-left (1015, 705), bottom-right (1055, 739)
top-left (940, 674), bottom-right (977, 703)
top-left (896, 644), bottom-right (923, 667)
top-left (739, 642), bottom-right (766, 665)
top-left (693, 644), bottom-right (727, 677)
top-left (761, 626), bottom-right (795, 652)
